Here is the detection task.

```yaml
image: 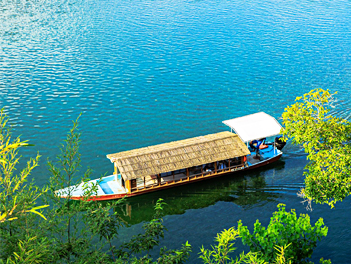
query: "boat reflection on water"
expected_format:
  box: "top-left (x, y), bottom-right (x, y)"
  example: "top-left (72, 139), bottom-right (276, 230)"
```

top-left (115, 160), bottom-right (286, 225)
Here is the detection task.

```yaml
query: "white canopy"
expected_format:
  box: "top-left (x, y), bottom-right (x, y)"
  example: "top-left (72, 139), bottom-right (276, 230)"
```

top-left (222, 112), bottom-right (282, 142)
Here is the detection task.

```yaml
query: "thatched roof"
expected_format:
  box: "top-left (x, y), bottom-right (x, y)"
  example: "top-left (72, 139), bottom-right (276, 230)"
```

top-left (106, 131), bottom-right (250, 180)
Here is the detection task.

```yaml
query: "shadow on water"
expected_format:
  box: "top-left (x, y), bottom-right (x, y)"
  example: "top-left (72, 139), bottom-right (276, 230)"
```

top-left (116, 160), bottom-right (286, 225)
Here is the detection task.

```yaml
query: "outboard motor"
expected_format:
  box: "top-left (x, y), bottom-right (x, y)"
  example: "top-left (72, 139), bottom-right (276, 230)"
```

top-left (275, 136), bottom-right (286, 150)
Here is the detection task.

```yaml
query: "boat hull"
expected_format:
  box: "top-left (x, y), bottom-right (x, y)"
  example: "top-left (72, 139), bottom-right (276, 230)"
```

top-left (66, 152), bottom-right (282, 201)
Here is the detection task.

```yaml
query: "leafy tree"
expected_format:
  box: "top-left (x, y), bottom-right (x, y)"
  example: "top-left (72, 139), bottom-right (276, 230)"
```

top-left (237, 204), bottom-right (328, 263)
top-left (272, 244), bottom-right (292, 264)
top-left (5, 112), bottom-right (195, 264)
top-left (4, 236), bottom-right (51, 264)
top-left (0, 109), bottom-right (48, 260)
top-left (115, 198), bottom-right (192, 264)
top-left (199, 204), bottom-right (331, 264)
top-left (41, 115), bottom-right (100, 263)
top-left (0, 110), bottom-right (334, 264)
top-left (0, 109), bottom-right (47, 223)
top-left (281, 89), bottom-right (351, 207)
top-left (40, 116), bottom-right (191, 263)
top-left (199, 227), bottom-right (265, 264)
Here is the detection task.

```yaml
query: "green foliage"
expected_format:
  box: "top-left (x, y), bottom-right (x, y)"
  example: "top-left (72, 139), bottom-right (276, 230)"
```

top-left (237, 204), bottom-right (328, 263)
top-left (156, 242), bottom-right (192, 264)
top-left (319, 258), bottom-right (332, 264)
top-left (6, 236), bottom-right (51, 264)
top-left (199, 229), bottom-right (313, 264)
top-left (116, 198), bottom-right (192, 263)
top-left (199, 206), bottom-right (331, 264)
top-left (0, 113), bottom-right (191, 264)
top-left (0, 110), bottom-right (49, 260)
top-left (41, 115), bottom-right (97, 263)
top-left (0, 109), bottom-right (48, 223)
top-left (282, 89), bottom-right (351, 207)
top-left (0, 112), bottom-right (333, 264)
top-left (272, 244), bottom-right (292, 264)
top-left (35, 117), bottom-right (190, 264)
top-left (199, 227), bottom-right (265, 264)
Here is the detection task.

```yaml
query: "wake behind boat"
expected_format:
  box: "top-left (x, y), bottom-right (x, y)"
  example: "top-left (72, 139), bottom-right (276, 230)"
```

top-left (56, 112), bottom-right (286, 201)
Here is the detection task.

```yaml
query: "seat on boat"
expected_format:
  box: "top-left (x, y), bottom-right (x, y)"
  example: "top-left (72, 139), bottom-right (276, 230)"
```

top-left (98, 176), bottom-right (115, 194)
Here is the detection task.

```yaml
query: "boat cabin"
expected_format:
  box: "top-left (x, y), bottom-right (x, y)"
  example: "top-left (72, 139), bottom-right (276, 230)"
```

top-left (106, 131), bottom-right (250, 194)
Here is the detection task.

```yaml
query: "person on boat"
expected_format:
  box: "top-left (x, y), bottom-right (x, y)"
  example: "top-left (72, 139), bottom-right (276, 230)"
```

top-left (217, 161), bottom-right (226, 171)
top-left (249, 140), bottom-right (256, 150)
top-left (250, 138), bottom-right (267, 150)
top-left (250, 139), bottom-right (263, 159)
top-left (203, 164), bottom-right (212, 172)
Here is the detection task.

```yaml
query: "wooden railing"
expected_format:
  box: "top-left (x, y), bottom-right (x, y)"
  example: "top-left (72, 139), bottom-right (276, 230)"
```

top-left (130, 163), bottom-right (247, 193)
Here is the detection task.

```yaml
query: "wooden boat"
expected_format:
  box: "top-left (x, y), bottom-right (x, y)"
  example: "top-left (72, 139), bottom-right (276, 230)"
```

top-left (56, 112), bottom-right (285, 201)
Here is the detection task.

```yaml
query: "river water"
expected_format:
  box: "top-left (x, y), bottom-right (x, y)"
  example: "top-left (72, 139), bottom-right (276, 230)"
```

top-left (1, 0), bottom-right (351, 262)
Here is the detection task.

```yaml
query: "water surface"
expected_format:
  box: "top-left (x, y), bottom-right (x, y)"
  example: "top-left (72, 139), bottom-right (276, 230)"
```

top-left (1, 0), bottom-right (351, 262)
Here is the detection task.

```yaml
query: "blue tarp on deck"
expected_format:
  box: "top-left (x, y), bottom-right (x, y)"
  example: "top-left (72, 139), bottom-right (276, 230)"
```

top-left (98, 175), bottom-right (115, 194)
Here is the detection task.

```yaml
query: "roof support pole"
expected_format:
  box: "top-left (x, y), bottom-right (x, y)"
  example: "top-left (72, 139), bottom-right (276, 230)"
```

top-left (125, 180), bottom-right (132, 194)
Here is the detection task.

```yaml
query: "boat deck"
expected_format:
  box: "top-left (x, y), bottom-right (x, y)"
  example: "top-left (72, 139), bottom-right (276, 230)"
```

top-left (55, 175), bottom-right (127, 198)
top-left (56, 145), bottom-right (281, 199)
top-left (247, 145), bottom-right (279, 166)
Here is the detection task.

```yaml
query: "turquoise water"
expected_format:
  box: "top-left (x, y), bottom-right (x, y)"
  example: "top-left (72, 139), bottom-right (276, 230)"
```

top-left (1, 0), bottom-right (351, 262)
